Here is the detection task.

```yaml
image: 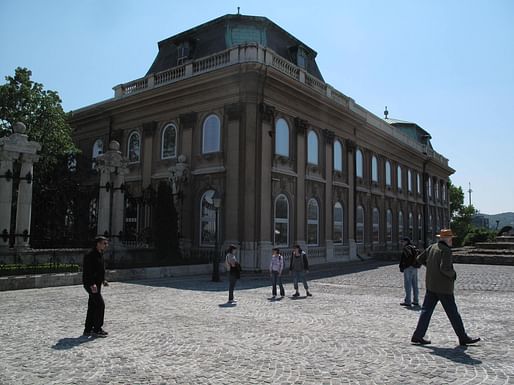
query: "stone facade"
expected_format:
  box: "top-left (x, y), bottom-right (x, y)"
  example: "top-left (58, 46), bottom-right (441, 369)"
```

top-left (69, 14), bottom-right (453, 270)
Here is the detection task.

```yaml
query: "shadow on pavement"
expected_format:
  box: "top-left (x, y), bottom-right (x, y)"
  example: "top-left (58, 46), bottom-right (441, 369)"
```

top-left (218, 302), bottom-right (237, 308)
top-left (419, 345), bottom-right (482, 365)
top-left (51, 336), bottom-right (94, 350)
top-left (124, 260), bottom-right (396, 292)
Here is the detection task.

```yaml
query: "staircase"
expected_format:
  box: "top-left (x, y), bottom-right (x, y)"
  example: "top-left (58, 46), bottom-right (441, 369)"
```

top-left (452, 235), bottom-right (514, 265)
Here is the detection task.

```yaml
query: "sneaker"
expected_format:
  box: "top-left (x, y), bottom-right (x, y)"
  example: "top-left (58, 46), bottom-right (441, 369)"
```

top-left (306, 292), bottom-right (312, 297)
top-left (92, 329), bottom-right (108, 338)
top-left (292, 292), bottom-right (300, 297)
top-left (459, 336), bottom-right (480, 346)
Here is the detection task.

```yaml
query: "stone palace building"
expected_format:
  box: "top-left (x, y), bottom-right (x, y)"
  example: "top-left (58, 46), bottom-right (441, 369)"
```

top-left (69, 13), bottom-right (454, 269)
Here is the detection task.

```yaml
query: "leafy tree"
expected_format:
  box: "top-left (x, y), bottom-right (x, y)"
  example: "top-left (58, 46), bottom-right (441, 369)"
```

top-left (448, 179), bottom-right (464, 219)
top-left (0, 67), bottom-right (80, 246)
top-left (451, 204), bottom-right (476, 247)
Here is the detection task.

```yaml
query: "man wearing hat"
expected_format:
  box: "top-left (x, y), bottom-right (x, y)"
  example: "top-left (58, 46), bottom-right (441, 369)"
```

top-left (411, 229), bottom-right (480, 346)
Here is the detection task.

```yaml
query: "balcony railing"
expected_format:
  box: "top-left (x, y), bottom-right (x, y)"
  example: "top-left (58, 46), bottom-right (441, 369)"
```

top-left (111, 43), bottom-right (449, 167)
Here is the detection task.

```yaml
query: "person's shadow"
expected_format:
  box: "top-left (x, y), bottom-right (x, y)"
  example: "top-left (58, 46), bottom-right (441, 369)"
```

top-left (218, 302), bottom-right (237, 308)
top-left (418, 345), bottom-right (482, 365)
top-left (51, 335), bottom-right (94, 350)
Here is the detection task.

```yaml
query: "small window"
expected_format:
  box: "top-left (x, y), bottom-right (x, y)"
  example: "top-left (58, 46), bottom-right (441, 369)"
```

top-left (274, 194), bottom-right (289, 246)
top-left (307, 198), bottom-right (319, 245)
top-left (275, 118), bottom-right (289, 157)
top-left (92, 139), bottom-right (103, 169)
top-left (386, 209), bottom-right (393, 242)
top-left (297, 47), bottom-right (307, 69)
top-left (371, 156), bottom-right (378, 182)
top-left (177, 41), bottom-right (190, 65)
top-left (161, 123), bottom-right (177, 159)
top-left (385, 161), bottom-right (392, 186)
top-left (128, 132), bottom-right (141, 163)
top-left (356, 149), bottom-right (363, 178)
top-left (307, 130), bottom-right (318, 165)
top-left (334, 140), bottom-right (343, 171)
top-left (333, 202), bottom-right (344, 243)
top-left (398, 210), bottom-right (404, 240)
top-left (202, 114), bottom-right (221, 154)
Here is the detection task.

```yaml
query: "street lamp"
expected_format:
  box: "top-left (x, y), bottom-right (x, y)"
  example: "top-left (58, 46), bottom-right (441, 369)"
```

top-left (211, 191), bottom-right (222, 282)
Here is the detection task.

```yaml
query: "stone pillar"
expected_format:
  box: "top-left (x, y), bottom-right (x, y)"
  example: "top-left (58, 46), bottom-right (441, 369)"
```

top-left (14, 154), bottom-right (39, 247)
top-left (294, 118), bottom-right (308, 246)
top-left (323, 129), bottom-right (335, 261)
top-left (347, 140), bottom-right (357, 259)
top-left (95, 140), bottom-right (129, 239)
top-left (0, 153), bottom-right (16, 249)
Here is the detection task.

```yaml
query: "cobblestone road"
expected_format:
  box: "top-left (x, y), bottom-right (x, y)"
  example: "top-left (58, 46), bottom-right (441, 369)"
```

top-left (0, 261), bottom-right (513, 385)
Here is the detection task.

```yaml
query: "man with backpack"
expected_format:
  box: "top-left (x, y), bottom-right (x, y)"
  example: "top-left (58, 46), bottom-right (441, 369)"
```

top-left (290, 245), bottom-right (312, 298)
top-left (399, 237), bottom-right (420, 308)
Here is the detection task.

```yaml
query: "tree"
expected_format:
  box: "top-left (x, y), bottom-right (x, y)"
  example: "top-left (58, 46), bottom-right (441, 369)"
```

top-left (0, 67), bottom-right (80, 246)
top-left (448, 179), bottom-right (464, 220)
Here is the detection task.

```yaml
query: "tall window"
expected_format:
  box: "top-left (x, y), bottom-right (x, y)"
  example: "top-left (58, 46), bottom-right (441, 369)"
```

top-left (435, 180), bottom-right (439, 200)
top-left (428, 214), bottom-right (433, 240)
top-left (356, 206), bottom-right (364, 243)
top-left (386, 209), bottom-right (393, 242)
top-left (442, 182), bottom-right (447, 202)
top-left (418, 213), bottom-right (423, 243)
top-left (372, 208), bottom-right (380, 242)
top-left (200, 190), bottom-right (217, 246)
top-left (428, 177), bottom-right (432, 198)
top-left (408, 212), bottom-right (414, 240)
top-left (417, 173), bottom-right (421, 195)
top-left (356, 149), bottom-right (363, 178)
top-left (333, 140), bottom-right (343, 171)
top-left (371, 156), bottom-right (378, 182)
top-left (307, 130), bottom-right (318, 165)
top-left (274, 194), bottom-right (289, 245)
top-left (128, 132), bottom-right (141, 163)
top-left (275, 118), bottom-right (289, 157)
top-left (385, 161), bottom-right (392, 186)
top-left (202, 114), bottom-right (220, 154)
top-left (92, 139), bottom-right (103, 169)
top-left (397, 165), bottom-right (402, 190)
top-left (307, 198), bottom-right (319, 245)
top-left (161, 123), bottom-right (177, 159)
top-left (333, 202), bottom-right (344, 243)
top-left (398, 210), bottom-right (404, 240)
top-left (408, 170), bottom-right (412, 192)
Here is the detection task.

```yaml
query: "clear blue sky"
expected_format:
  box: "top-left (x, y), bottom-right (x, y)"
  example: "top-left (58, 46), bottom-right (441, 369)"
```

top-left (1, 0), bottom-right (513, 214)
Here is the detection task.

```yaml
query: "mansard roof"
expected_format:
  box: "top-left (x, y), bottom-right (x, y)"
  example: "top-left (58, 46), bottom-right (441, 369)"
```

top-left (146, 13), bottom-right (324, 81)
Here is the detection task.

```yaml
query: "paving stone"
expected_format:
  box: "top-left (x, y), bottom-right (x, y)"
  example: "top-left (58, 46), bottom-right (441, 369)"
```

top-left (0, 261), bottom-right (512, 384)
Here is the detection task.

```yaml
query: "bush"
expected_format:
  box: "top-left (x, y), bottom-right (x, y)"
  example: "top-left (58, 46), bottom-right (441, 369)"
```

top-left (462, 227), bottom-right (496, 246)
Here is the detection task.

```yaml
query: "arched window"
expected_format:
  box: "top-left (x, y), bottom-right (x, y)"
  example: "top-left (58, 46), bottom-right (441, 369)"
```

top-left (386, 209), bottom-right (393, 242)
top-left (385, 160), bottom-right (391, 186)
top-left (202, 114), bottom-right (220, 154)
top-left (92, 139), bottom-right (103, 169)
top-left (128, 132), bottom-right (141, 163)
top-left (307, 130), bottom-right (318, 165)
top-left (333, 140), bottom-right (343, 171)
top-left (408, 170), bottom-right (412, 192)
top-left (161, 123), bottom-right (177, 159)
top-left (371, 156), bottom-right (378, 182)
top-left (356, 206), bottom-right (364, 243)
top-left (408, 212), bottom-right (414, 240)
top-left (307, 198), bottom-right (319, 245)
top-left (435, 180), bottom-right (439, 200)
top-left (417, 173), bottom-right (421, 195)
top-left (356, 149), bottom-right (363, 178)
top-left (418, 213), bottom-right (423, 243)
top-left (442, 182), bottom-right (447, 202)
top-left (274, 194), bottom-right (289, 246)
top-left (333, 202), bottom-right (344, 243)
top-left (372, 208), bottom-right (380, 242)
top-left (398, 210), bottom-right (404, 240)
top-left (200, 190), bottom-right (218, 246)
top-left (275, 118), bottom-right (289, 157)
top-left (397, 165), bottom-right (402, 190)
top-left (428, 177), bottom-right (432, 198)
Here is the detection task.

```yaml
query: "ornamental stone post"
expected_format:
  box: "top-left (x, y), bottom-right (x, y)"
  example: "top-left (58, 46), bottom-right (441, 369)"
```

top-left (95, 140), bottom-right (129, 242)
top-left (15, 153), bottom-right (40, 247)
top-left (0, 152), bottom-right (17, 249)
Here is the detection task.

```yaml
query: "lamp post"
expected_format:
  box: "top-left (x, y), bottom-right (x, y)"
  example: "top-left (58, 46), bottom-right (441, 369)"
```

top-left (211, 191), bottom-right (222, 282)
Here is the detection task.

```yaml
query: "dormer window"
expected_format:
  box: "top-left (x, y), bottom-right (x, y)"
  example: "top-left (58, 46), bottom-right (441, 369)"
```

top-left (177, 41), bottom-right (191, 65)
top-left (297, 47), bottom-right (307, 69)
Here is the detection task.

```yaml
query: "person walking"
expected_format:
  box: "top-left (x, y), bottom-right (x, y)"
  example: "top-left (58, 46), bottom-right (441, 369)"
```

top-left (411, 229), bottom-right (480, 346)
top-left (399, 237), bottom-right (420, 307)
top-left (82, 236), bottom-right (109, 337)
top-left (269, 248), bottom-right (285, 299)
top-left (225, 244), bottom-right (240, 304)
top-left (290, 245), bottom-right (312, 297)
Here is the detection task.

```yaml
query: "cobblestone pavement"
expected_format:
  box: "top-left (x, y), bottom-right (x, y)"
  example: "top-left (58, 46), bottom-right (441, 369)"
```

top-left (1, 261), bottom-right (513, 385)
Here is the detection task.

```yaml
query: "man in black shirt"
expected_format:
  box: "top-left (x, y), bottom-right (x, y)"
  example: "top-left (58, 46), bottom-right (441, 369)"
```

top-left (82, 236), bottom-right (109, 337)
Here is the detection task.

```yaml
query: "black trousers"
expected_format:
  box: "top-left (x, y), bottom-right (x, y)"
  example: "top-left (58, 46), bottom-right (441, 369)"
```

top-left (84, 285), bottom-right (105, 332)
top-left (228, 274), bottom-right (238, 301)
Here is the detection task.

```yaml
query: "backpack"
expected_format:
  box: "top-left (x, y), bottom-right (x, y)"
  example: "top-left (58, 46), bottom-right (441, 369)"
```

top-left (407, 245), bottom-right (421, 268)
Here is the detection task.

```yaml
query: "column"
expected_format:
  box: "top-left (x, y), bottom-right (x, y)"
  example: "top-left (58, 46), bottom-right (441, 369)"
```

top-left (347, 140), bottom-right (357, 259)
top-left (15, 154), bottom-right (39, 247)
top-left (323, 129), bottom-right (335, 261)
top-left (295, 118), bottom-right (308, 247)
top-left (111, 171), bottom-right (127, 240)
top-left (0, 154), bottom-right (16, 249)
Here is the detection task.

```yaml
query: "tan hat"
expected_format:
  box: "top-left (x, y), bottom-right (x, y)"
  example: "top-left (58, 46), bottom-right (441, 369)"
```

top-left (436, 229), bottom-right (456, 238)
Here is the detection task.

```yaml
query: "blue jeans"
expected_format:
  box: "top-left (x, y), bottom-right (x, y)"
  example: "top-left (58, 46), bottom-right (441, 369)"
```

top-left (271, 271), bottom-right (285, 296)
top-left (293, 271), bottom-right (308, 292)
top-left (403, 267), bottom-right (419, 305)
top-left (413, 290), bottom-right (468, 341)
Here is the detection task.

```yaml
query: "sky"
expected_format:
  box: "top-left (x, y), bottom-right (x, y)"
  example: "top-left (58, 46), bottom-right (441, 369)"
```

top-left (1, 0), bottom-right (513, 215)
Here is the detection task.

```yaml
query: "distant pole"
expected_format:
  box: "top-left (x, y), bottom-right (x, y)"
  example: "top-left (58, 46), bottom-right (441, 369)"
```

top-left (468, 182), bottom-right (472, 206)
